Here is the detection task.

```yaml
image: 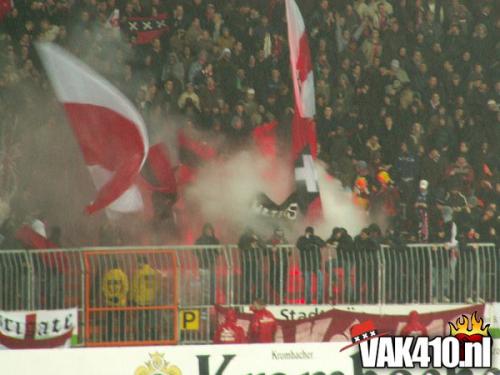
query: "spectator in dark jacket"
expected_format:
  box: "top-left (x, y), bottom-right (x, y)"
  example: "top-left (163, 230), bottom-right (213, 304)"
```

top-left (326, 227), bottom-right (354, 303)
top-left (395, 142), bottom-right (418, 202)
top-left (195, 223), bottom-right (220, 265)
top-left (296, 226), bottom-right (325, 304)
top-left (195, 223), bottom-right (220, 304)
top-left (238, 227), bottom-right (267, 304)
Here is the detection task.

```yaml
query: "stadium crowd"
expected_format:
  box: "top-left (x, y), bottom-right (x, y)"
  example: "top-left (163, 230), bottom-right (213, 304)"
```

top-left (0, 0), bottom-right (498, 247)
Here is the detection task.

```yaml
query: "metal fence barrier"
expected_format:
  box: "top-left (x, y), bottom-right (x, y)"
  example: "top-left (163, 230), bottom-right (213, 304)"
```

top-left (380, 243), bottom-right (499, 304)
top-left (0, 250), bottom-right (31, 311)
top-left (0, 243), bottom-right (497, 346)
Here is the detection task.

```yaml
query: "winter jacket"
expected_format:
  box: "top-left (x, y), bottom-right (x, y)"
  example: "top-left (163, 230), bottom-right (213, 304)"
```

top-left (296, 235), bottom-right (325, 272)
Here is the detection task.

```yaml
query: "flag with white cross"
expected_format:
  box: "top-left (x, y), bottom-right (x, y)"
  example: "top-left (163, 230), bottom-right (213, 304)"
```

top-left (294, 145), bottom-right (320, 214)
top-left (250, 145), bottom-right (320, 221)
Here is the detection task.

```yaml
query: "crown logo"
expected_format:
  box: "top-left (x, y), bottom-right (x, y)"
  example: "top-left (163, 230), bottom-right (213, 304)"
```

top-left (135, 352), bottom-right (182, 375)
top-left (449, 312), bottom-right (490, 338)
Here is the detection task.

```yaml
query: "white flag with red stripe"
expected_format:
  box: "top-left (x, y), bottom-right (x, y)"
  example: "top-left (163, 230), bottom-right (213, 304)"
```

top-left (285, 0), bottom-right (315, 119)
top-left (37, 43), bottom-right (149, 215)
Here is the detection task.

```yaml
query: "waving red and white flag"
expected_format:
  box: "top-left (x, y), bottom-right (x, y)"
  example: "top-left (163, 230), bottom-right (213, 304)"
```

top-left (285, 0), bottom-right (322, 222)
top-left (37, 43), bottom-right (149, 215)
top-left (285, 0), bottom-right (317, 161)
top-left (285, 0), bottom-right (315, 120)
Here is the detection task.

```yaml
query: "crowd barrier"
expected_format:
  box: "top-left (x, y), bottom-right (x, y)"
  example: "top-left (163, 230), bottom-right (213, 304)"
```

top-left (0, 242), bottom-right (497, 346)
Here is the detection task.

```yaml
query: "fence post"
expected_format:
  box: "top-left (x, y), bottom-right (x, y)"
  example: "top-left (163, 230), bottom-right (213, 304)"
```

top-left (24, 250), bottom-right (35, 311)
top-left (224, 245), bottom-right (233, 306)
top-left (474, 245), bottom-right (480, 302)
top-left (175, 248), bottom-right (181, 344)
top-left (378, 245), bottom-right (385, 305)
top-left (426, 245), bottom-right (433, 303)
top-left (78, 250), bottom-right (86, 346)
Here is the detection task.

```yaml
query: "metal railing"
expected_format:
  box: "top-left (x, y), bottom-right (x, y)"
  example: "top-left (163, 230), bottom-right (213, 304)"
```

top-left (0, 242), bottom-right (497, 346)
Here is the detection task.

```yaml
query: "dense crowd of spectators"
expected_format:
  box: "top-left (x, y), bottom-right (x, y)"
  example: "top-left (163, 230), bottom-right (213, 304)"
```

top-left (0, 0), bottom-right (498, 246)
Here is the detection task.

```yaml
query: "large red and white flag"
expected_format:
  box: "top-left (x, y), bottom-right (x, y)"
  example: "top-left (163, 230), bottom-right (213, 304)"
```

top-left (285, 0), bottom-right (315, 120)
top-left (37, 43), bottom-right (149, 215)
top-left (285, 0), bottom-right (317, 161)
top-left (285, 0), bottom-right (321, 222)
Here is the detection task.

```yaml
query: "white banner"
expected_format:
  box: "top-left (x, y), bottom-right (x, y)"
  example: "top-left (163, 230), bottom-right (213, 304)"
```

top-left (240, 304), bottom-right (474, 320)
top-left (0, 341), bottom-right (497, 375)
top-left (0, 308), bottom-right (78, 349)
top-left (241, 304), bottom-right (332, 320)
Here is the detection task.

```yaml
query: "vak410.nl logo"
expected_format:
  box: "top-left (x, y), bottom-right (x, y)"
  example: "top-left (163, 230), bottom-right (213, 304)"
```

top-left (340, 312), bottom-right (493, 369)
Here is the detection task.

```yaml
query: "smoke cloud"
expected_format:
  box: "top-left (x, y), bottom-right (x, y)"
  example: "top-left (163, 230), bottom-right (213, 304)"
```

top-left (316, 162), bottom-right (368, 239)
top-left (182, 149), bottom-right (368, 243)
top-left (183, 149), bottom-right (294, 241)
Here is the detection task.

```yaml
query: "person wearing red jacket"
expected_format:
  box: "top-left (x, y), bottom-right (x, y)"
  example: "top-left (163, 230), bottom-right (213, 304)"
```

top-left (213, 309), bottom-right (247, 344)
top-left (248, 299), bottom-right (277, 343)
top-left (401, 310), bottom-right (428, 336)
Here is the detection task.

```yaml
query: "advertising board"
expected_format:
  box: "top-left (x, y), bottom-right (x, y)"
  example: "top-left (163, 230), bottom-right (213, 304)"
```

top-left (0, 341), bottom-right (497, 375)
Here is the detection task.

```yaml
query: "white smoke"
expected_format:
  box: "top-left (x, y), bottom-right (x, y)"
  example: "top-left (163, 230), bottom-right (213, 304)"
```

top-left (183, 150), bottom-right (294, 239)
top-left (315, 162), bottom-right (368, 239)
top-left (183, 149), bottom-right (367, 242)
